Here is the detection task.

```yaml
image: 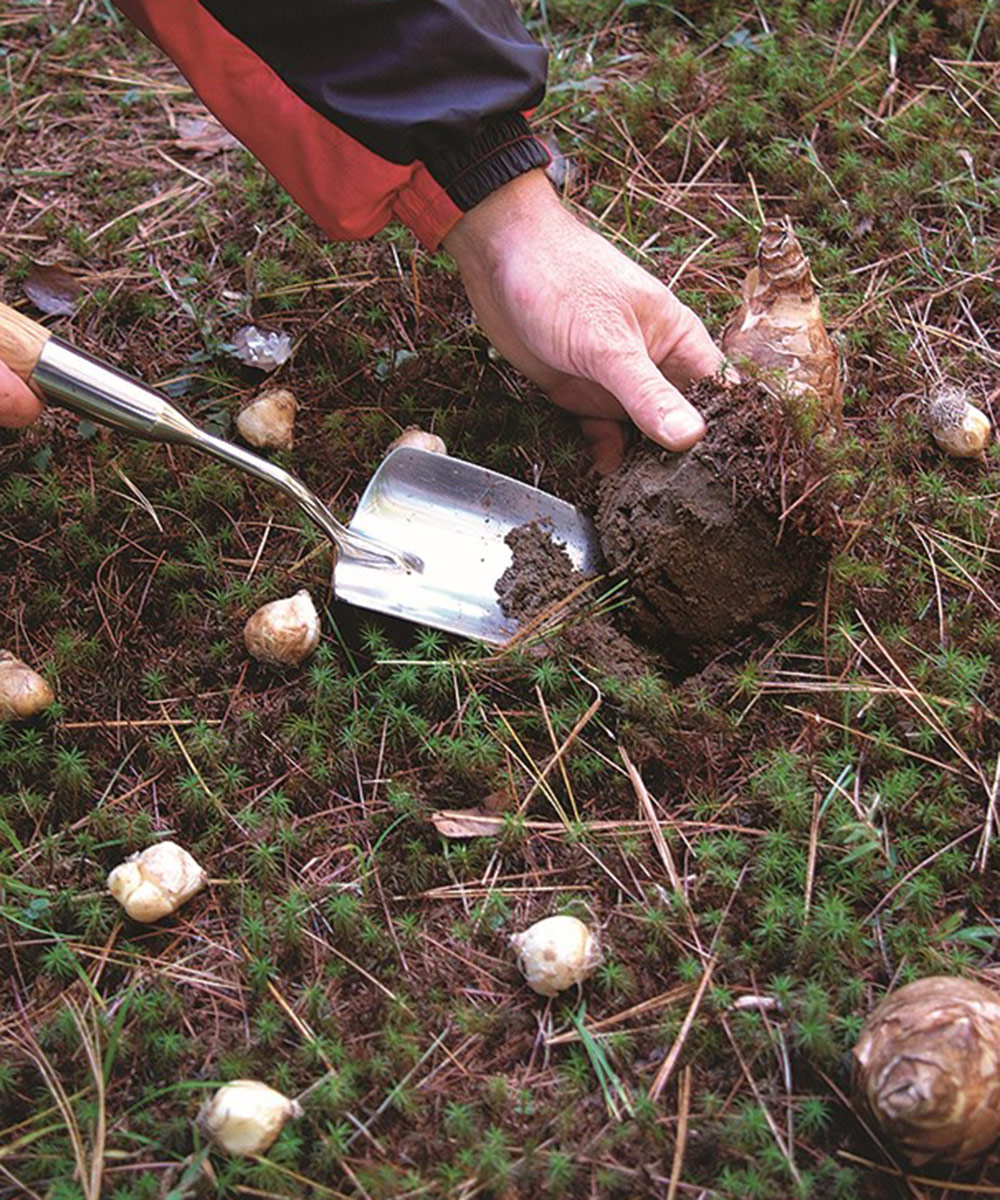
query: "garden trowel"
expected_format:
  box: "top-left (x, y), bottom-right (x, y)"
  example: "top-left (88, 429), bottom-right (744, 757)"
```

top-left (0, 301), bottom-right (601, 644)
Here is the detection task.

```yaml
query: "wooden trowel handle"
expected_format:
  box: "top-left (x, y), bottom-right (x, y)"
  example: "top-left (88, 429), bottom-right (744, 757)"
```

top-left (0, 301), bottom-right (51, 382)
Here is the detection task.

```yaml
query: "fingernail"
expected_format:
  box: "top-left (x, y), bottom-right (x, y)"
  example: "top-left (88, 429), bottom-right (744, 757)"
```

top-left (662, 405), bottom-right (705, 448)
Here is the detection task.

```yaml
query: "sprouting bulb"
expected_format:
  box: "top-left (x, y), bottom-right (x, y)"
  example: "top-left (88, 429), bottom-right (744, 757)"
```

top-left (107, 841), bottom-right (207, 922)
top-left (236, 388), bottom-right (298, 451)
top-left (922, 387), bottom-right (991, 460)
top-left (510, 915), bottom-right (602, 996)
top-left (0, 651), bottom-right (54, 721)
top-left (198, 1080), bottom-right (302, 1157)
top-left (243, 589), bottom-right (320, 668)
top-left (721, 215), bottom-right (842, 433)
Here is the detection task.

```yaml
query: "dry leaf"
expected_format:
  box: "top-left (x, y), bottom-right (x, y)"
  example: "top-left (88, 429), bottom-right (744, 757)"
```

top-left (430, 809), bottom-right (505, 839)
top-left (481, 788), bottom-right (517, 815)
top-left (175, 113), bottom-right (242, 155)
top-left (23, 263), bottom-right (83, 316)
top-left (542, 134), bottom-right (582, 192)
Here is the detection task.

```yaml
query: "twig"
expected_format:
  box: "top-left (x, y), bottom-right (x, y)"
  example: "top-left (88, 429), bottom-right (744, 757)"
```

top-left (621, 747), bottom-right (684, 896)
top-left (721, 1015), bottom-right (801, 1187)
top-left (665, 1066), bottom-right (692, 1200)
top-left (975, 754), bottom-right (1000, 874)
top-left (649, 959), bottom-right (715, 1101)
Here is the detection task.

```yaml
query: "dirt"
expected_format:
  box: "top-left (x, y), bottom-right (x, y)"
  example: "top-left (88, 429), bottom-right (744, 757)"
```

top-left (594, 376), bottom-right (832, 654)
top-left (497, 379), bottom-right (834, 671)
top-left (494, 520), bottom-right (585, 625)
top-left (495, 520), bottom-right (662, 681)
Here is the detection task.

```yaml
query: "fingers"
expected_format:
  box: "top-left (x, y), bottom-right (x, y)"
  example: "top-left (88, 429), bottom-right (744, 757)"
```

top-left (578, 416), bottom-right (627, 475)
top-left (597, 351), bottom-right (706, 452)
top-left (656, 299), bottom-right (725, 389)
top-left (0, 360), bottom-right (43, 428)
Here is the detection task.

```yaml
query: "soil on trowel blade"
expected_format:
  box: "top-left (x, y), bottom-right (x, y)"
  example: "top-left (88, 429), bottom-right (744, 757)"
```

top-left (595, 376), bottom-right (832, 655)
top-left (495, 522), bottom-right (583, 624)
top-left (495, 521), bottom-right (659, 681)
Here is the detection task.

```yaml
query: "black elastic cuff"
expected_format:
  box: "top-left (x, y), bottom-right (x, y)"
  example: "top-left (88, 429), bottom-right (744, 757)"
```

top-left (426, 113), bottom-right (552, 212)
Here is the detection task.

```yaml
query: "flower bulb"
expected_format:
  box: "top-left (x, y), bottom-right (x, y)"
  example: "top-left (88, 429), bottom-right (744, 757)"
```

top-left (510, 914), bottom-right (602, 996)
top-left (852, 975), bottom-right (1000, 1165)
top-left (198, 1080), bottom-right (302, 1157)
top-left (236, 388), bottom-right (298, 451)
top-left (388, 427), bottom-right (447, 455)
top-left (0, 651), bottom-right (54, 721)
top-left (923, 388), bottom-right (991, 460)
top-left (107, 840), bottom-right (207, 922)
top-left (244, 589), bottom-right (320, 667)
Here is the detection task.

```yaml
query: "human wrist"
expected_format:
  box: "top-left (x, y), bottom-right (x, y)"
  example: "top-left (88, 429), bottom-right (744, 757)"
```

top-left (443, 169), bottom-right (561, 270)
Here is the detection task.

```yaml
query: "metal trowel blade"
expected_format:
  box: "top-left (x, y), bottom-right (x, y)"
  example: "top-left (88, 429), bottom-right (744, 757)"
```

top-left (333, 446), bottom-right (603, 644)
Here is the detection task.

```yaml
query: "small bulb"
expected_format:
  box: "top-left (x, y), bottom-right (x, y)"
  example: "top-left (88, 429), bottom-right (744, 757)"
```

top-left (388, 427), bottom-right (447, 455)
top-left (510, 914), bottom-right (602, 996)
top-left (198, 1080), bottom-right (302, 1157)
top-left (0, 651), bottom-right (54, 721)
top-left (923, 388), bottom-right (992, 460)
top-left (244, 589), bottom-right (320, 667)
top-left (107, 841), bottom-right (207, 922)
top-left (236, 388), bottom-right (298, 451)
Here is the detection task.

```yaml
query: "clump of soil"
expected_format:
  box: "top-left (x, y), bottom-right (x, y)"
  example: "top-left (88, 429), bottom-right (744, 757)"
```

top-left (496, 377), bottom-right (836, 672)
top-left (495, 521), bottom-right (660, 681)
top-left (495, 521), bottom-right (585, 624)
top-left (595, 376), bottom-right (832, 653)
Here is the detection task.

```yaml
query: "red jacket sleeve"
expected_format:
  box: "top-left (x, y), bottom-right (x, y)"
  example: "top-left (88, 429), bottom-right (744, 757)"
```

top-left (115, 0), bottom-right (551, 249)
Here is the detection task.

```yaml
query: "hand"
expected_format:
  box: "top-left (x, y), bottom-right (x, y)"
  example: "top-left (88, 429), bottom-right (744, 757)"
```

top-left (0, 359), bottom-right (43, 427)
top-left (443, 169), bottom-right (722, 472)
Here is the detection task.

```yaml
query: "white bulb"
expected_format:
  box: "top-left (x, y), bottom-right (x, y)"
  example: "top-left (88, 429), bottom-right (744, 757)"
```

top-left (0, 651), bottom-right (54, 721)
top-left (388, 427), bottom-right (447, 455)
top-left (107, 841), bottom-right (207, 922)
top-left (199, 1080), bottom-right (302, 1157)
top-left (244, 589), bottom-right (320, 667)
top-left (236, 388), bottom-right (298, 451)
top-left (510, 915), bottom-right (602, 996)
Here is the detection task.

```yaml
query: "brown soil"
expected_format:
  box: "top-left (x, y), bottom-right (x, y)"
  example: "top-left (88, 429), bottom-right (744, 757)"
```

top-left (494, 520), bottom-right (584, 624)
top-left (495, 520), bottom-right (663, 681)
top-left (595, 376), bottom-right (832, 655)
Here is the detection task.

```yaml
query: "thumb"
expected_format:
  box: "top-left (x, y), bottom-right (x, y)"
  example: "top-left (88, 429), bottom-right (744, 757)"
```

top-left (598, 351), bottom-right (705, 452)
top-left (0, 360), bottom-right (43, 428)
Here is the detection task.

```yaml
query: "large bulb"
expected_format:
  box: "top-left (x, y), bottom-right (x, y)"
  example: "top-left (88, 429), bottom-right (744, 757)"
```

top-left (199, 1080), bottom-right (302, 1157)
top-left (107, 841), bottom-right (207, 922)
top-left (852, 975), bottom-right (1000, 1165)
top-left (244, 589), bottom-right (320, 668)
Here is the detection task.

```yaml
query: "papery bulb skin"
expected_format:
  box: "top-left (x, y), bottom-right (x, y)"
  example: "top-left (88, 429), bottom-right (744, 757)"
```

top-left (0, 651), bottom-right (54, 721)
top-left (198, 1080), bottom-right (302, 1156)
top-left (852, 975), bottom-right (1000, 1165)
top-left (510, 915), bottom-right (602, 996)
top-left (722, 216), bottom-right (842, 434)
top-left (107, 841), bottom-right (207, 922)
top-left (243, 589), bottom-right (320, 667)
top-left (236, 388), bottom-right (298, 451)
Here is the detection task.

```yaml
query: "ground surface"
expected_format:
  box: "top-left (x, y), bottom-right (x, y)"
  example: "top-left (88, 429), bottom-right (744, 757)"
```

top-left (1, 2), bottom-right (999, 1198)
